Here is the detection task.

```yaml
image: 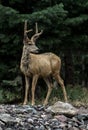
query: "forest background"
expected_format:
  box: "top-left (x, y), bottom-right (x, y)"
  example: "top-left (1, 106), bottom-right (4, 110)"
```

top-left (0, 0), bottom-right (88, 105)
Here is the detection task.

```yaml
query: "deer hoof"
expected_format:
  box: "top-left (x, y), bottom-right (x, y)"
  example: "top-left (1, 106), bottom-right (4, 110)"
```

top-left (23, 102), bottom-right (27, 105)
top-left (65, 97), bottom-right (68, 103)
top-left (31, 102), bottom-right (35, 106)
top-left (43, 101), bottom-right (48, 106)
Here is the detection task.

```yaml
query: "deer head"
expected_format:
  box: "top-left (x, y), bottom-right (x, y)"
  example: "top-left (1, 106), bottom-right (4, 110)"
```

top-left (23, 20), bottom-right (43, 53)
top-left (23, 20), bottom-right (43, 45)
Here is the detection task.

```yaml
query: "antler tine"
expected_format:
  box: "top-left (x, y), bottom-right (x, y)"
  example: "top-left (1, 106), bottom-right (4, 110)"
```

top-left (31, 22), bottom-right (43, 44)
top-left (31, 30), bottom-right (43, 44)
top-left (24, 20), bottom-right (27, 36)
top-left (23, 20), bottom-right (32, 44)
top-left (26, 29), bottom-right (33, 33)
top-left (35, 22), bottom-right (38, 33)
top-left (24, 20), bottom-right (32, 35)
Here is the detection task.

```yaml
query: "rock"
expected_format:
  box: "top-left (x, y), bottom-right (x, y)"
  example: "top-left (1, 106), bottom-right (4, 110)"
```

top-left (68, 127), bottom-right (79, 130)
top-left (58, 122), bottom-right (67, 128)
top-left (27, 118), bottom-right (34, 123)
top-left (54, 115), bottom-right (67, 122)
top-left (0, 113), bottom-right (15, 123)
top-left (0, 127), bottom-right (3, 130)
top-left (40, 125), bottom-right (45, 130)
top-left (78, 107), bottom-right (88, 114)
top-left (14, 105), bottom-right (37, 114)
top-left (0, 104), bottom-right (88, 130)
top-left (5, 128), bottom-right (12, 130)
top-left (47, 101), bottom-right (78, 116)
top-left (34, 125), bottom-right (40, 130)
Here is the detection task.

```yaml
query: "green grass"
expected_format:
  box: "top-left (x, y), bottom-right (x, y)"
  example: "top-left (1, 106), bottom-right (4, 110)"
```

top-left (0, 84), bottom-right (88, 106)
top-left (29, 85), bottom-right (88, 106)
top-left (49, 85), bottom-right (88, 107)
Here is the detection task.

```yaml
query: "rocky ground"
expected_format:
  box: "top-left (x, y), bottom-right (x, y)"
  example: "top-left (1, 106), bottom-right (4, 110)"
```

top-left (0, 102), bottom-right (88, 130)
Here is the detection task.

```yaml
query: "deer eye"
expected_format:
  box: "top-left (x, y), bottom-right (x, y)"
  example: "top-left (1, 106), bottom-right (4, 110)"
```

top-left (28, 43), bottom-right (32, 45)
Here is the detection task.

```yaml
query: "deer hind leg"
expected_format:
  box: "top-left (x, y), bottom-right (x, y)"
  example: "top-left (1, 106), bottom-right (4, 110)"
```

top-left (54, 73), bottom-right (68, 102)
top-left (23, 76), bottom-right (30, 105)
top-left (31, 75), bottom-right (39, 106)
top-left (43, 77), bottom-right (53, 106)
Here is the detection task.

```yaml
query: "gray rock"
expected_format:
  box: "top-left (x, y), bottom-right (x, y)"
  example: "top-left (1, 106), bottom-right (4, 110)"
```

top-left (0, 127), bottom-right (3, 130)
top-left (47, 101), bottom-right (78, 116)
top-left (34, 125), bottom-right (40, 130)
top-left (14, 105), bottom-right (37, 114)
top-left (0, 104), bottom-right (87, 130)
top-left (27, 118), bottom-right (34, 123)
top-left (54, 115), bottom-right (67, 122)
top-left (5, 128), bottom-right (12, 130)
top-left (0, 113), bottom-right (15, 123)
top-left (40, 125), bottom-right (45, 130)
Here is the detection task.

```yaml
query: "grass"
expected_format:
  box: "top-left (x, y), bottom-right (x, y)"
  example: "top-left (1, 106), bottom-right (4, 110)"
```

top-left (0, 84), bottom-right (88, 107)
top-left (35, 85), bottom-right (88, 107)
top-left (49, 85), bottom-right (88, 107)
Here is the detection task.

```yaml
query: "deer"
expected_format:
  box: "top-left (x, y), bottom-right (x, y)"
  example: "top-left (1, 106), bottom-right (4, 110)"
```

top-left (20, 21), bottom-right (68, 106)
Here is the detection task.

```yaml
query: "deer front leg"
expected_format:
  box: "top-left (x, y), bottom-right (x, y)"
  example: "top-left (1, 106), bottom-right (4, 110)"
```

top-left (31, 75), bottom-right (39, 106)
top-left (23, 76), bottom-right (29, 105)
top-left (43, 77), bottom-right (53, 106)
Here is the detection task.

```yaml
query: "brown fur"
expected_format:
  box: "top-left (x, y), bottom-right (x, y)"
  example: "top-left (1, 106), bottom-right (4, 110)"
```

top-left (20, 21), bottom-right (68, 105)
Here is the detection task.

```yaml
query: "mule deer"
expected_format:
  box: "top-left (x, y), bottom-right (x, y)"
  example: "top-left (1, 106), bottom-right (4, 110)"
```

top-left (20, 21), bottom-right (68, 105)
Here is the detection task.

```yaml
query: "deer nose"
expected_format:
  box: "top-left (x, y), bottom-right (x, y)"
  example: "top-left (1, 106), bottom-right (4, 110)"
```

top-left (30, 46), bottom-right (40, 54)
top-left (35, 48), bottom-right (40, 53)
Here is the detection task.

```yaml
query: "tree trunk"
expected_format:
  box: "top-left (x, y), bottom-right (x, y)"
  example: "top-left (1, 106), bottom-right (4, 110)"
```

top-left (64, 50), bottom-right (74, 86)
top-left (1, 0), bottom-right (9, 6)
top-left (82, 56), bottom-right (88, 87)
top-left (0, 0), bottom-right (1, 4)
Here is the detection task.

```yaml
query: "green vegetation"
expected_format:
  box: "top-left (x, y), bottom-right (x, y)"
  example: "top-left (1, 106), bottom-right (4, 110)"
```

top-left (49, 85), bottom-right (88, 107)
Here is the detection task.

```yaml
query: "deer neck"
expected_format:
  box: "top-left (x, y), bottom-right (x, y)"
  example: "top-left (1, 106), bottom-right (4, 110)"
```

top-left (20, 47), bottom-right (31, 75)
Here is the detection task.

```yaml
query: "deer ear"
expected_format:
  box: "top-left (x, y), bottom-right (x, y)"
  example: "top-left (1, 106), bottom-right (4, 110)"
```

top-left (23, 40), bottom-right (27, 45)
top-left (23, 37), bottom-right (29, 45)
top-left (28, 41), bottom-right (32, 45)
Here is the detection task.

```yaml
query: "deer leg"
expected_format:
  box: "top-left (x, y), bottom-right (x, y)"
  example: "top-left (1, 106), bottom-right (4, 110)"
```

top-left (31, 75), bottom-right (39, 106)
top-left (43, 77), bottom-right (53, 106)
top-left (23, 76), bottom-right (29, 105)
top-left (54, 74), bottom-right (68, 102)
